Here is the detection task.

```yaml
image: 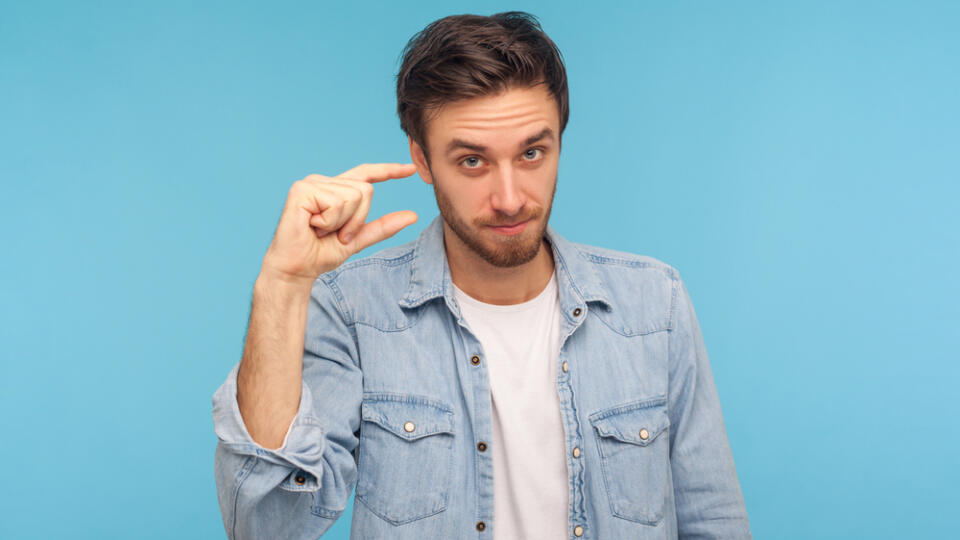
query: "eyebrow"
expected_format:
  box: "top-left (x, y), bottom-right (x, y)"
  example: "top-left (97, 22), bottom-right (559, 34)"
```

top-left (444, 127), bottom-right (555, 156)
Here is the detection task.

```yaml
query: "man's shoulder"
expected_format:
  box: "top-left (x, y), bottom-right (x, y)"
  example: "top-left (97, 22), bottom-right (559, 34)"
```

top-left (316, 238), bottom-right (419, 292)
top-left (559, 238), bottom-right (685, 335)
top-left (563, 238), bottom-right (681, 283)
top-left (309, 238), bottom-right (420, 326)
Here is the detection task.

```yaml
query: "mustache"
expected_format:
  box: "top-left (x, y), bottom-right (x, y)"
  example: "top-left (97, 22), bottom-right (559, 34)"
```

top-left (475, 208), bottom-right (541, 227)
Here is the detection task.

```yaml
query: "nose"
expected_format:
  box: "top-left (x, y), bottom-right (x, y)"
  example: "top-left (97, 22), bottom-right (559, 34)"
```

top-left (489, 164), bottom-right (525, 218)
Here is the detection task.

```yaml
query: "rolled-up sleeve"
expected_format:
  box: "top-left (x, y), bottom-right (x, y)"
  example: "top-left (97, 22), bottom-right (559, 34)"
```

top-left (668, 276), bottom-right (751, 539)
top-left (212, 274), bottom-right (361, 540)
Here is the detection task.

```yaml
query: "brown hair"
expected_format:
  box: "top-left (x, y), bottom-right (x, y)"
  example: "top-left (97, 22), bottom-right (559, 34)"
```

top-left (396, 11), bottom-right (569, 164)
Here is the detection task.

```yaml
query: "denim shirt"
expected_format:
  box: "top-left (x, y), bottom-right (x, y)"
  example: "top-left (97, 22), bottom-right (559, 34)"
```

top-left (212, 215), bottom-right (751, 539)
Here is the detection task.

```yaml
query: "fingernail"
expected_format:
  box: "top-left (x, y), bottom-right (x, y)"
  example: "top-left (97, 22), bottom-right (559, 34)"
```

top-left (342, 232), bottom-right (354, 243)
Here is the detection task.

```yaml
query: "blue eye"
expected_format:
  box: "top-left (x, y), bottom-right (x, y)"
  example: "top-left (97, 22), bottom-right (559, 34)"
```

top-left (462, 156), bottom-right (481, 168)
top-left (523, 148), bottom-right (543, 160)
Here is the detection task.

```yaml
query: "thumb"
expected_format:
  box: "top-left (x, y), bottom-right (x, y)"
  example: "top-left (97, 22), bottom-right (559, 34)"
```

top-left (348, 211), bottom-right (419, 252)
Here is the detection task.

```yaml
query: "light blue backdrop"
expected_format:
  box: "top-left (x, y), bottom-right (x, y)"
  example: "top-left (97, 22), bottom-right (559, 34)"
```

top-left (2, 1), bottom-right (957, 538)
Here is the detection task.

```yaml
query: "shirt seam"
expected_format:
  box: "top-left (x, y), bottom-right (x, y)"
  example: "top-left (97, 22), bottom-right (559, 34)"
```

top-left (319, 275), bottom-right (360, 350)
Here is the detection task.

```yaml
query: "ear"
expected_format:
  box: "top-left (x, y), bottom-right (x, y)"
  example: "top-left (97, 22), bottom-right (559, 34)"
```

top-left (409, 136), bottom-right (434, 185)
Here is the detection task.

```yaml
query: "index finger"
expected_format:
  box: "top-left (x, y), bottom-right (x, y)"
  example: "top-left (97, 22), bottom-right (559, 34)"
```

top-left (335, 163), bottom-right (419, 183)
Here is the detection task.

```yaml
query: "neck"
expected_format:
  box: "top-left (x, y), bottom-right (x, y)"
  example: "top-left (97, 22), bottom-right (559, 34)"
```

top-left (443, 225), bottom-right (555, 306)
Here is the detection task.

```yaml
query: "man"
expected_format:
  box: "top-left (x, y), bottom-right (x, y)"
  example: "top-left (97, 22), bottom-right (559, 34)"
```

top-left (212, 11), bottom-right (751, 540)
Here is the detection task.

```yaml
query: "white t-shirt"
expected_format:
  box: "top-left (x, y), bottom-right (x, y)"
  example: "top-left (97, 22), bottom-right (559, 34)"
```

top-left (452, 271), bottom-right (568, 540)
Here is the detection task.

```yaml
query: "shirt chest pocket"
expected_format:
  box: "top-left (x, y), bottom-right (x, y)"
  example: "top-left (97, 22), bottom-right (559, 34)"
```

top-left (589, 398), bottom-right (671, 526)
top-left (356, 394), bottom-right (455, 525)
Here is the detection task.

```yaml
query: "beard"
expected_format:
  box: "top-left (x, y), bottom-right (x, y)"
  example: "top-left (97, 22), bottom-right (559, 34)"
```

top-left (431, 168), bottom-right (557, 268)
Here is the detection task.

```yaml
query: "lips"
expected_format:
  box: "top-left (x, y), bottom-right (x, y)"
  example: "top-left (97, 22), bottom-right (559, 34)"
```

top-left (488, 219), bottom-right (530, 235)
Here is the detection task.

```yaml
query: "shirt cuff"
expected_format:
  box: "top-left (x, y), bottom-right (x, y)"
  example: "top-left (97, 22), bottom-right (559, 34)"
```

top-left (212, 362), bottom-right (326, 489)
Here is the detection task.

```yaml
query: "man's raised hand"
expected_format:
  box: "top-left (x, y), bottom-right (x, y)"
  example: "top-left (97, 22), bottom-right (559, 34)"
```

top-left (260, 163), bottom-right (419, 287)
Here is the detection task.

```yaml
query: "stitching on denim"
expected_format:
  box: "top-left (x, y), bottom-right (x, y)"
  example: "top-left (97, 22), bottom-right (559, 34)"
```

top-left (397, 225), bottom-right (431, 306)
top-left (354, 388), bottom-right (453, 525)
top-left (567, 244), bottom-right (680, 334)
top-left (231, 456), bottom-right (257, 539)
top-left (359, 395), bottom-right (456, 440)
top-left (310, 503), bottom-right (344, 519)
top-left (588, 395), bottom-right (668, 422)
top-left (318, 275), bottom-right (362, 357)
top-left (579, 250), bottom-right (679, 278)
top-left (361, 391), bottom-right (454, 412)
top-left (319, 275), bottom-right (353, 326)
top-left (593, 423), bottom-right (619, 522)
top-left (591, 412), bottom-right (668, 525)
top-left (547, 234), bottom-right (599, 302)
top-left (591, 310), bottom-right (671, 337)
top-left (404, 288), bottom-right (444, 306)
top-left (584, 253), bottom-right (658, 267)
top-left (360, 411), bottom-right (454, 439)
top-left (336, 248), bottom-right (416, 272)
top-left (356, 488), bottom-right (448, 526)
top-left (667, 275), bottom-right (682, 331)
top-left (278, 468), bottom-right (318, 493)
top-left (352, 308), bottom-right (423, 332)
top-left (551, 243), bottom-right (590, 325)
top-left (555, 304), bottom-right (589, 525)
top-left (569, 365), bottom-right (588, 523)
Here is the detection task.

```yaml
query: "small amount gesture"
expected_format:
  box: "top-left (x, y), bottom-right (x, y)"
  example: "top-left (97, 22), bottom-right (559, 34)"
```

top-left (261, 163), bottom-right (419, 287)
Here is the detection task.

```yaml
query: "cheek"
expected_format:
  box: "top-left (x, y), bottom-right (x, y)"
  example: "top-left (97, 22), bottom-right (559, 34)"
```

top-left (441, 181), bottom-right (486, 216)
top-left (528, 172), bottom-right (557, 203)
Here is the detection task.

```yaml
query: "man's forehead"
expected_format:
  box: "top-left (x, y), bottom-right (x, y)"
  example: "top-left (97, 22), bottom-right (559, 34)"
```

top-left (425, 85), bottom-right (559, 154)
top-left (442, 126), bottom-right (556, 156)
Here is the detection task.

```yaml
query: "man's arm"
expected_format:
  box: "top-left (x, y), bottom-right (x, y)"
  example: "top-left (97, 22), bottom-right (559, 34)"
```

top-left (212, 274), bottom-right (362, 540)
top-left (237, 273), bottom-right (312, 450)
top-left (210, 163), bottom-right (419, 539)
top-left (668, 276), bottom-right (752, 539)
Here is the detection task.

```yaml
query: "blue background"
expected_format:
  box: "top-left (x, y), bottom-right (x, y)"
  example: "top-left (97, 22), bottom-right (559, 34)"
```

top-left (2, 1), bottom-right (957, 538)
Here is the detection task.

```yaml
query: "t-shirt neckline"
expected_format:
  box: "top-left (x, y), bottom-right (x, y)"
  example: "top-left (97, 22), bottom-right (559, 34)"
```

top-left (452, 271), bottom-right (558, 314)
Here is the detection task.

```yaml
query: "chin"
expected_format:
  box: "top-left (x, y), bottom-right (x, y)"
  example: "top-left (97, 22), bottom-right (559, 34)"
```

top-left (477, 222), bottom-right (544, 267)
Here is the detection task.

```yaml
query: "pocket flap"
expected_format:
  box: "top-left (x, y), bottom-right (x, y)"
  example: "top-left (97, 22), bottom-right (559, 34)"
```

top-left (589, 399), bottom-right (670, 447)
top-left (361, 394), bottom-right (454, 441)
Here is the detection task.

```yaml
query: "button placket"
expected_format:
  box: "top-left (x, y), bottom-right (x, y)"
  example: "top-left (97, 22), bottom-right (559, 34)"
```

top-left (555, 297), bottom-right (592, 539)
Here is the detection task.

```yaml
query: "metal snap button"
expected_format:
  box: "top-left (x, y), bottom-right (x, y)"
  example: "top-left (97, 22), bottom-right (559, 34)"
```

top-left (404, 421), bottom-right (415, 433)
top-left (572, 447), bottom-right (580, 458)
top-left (561, 361), bottom-right (568, 372)
top-left (294, 474), bottom-right (306, 485)
top-left (477, 441), bottom-right (487, 452)
top-left (470, 355), bottom-right (481, 365)
top-left (572, 308), bottom-right (582, 317)
top-left (476, 521), bottom-right (486, 531)
top-left (639, 428), bottom-right (649, 440)
top-left (574, 525), bottom-right (584, 536)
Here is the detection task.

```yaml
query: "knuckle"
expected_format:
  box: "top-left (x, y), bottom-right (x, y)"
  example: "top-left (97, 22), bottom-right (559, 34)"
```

top-left (289, 180), bottom-right (308, 194)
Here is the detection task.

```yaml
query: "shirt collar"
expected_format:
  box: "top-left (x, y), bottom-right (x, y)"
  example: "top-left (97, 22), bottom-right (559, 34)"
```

top-left (398, 215), bottom-right (611, 311)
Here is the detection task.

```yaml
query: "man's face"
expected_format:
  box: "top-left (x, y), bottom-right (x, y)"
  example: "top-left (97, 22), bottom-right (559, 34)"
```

top-left (410, 83), bottom-right (560, 268)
